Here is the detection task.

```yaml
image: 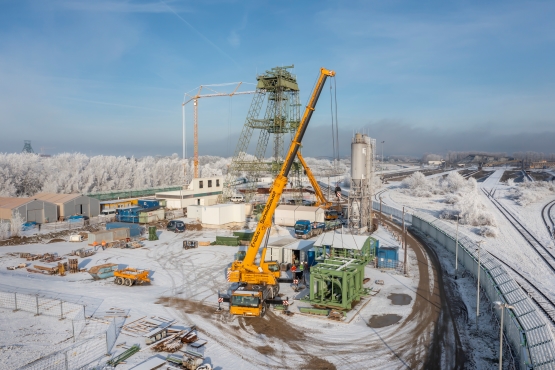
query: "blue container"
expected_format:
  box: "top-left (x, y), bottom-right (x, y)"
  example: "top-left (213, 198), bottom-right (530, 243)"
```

top-left (106, 222), bottom-right (143, 237)
top-left (88, 263), bottom-right (118, 280)
top-left (138, 199), bottom-right (160, 209)
top-left (116, 207), bottom-right (141, 223)
top-left (377, 246), bottom-right (399, 268)
top-left (307, 250), bottom-right (316, 267)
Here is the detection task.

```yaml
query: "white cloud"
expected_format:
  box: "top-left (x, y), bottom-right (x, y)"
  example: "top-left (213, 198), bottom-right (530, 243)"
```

top-left (228, 30), bottom-right (240, 47)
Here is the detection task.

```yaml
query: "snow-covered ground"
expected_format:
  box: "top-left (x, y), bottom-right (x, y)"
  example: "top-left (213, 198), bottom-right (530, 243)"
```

top-left (0, 217), bottom-right (437, 370)
top-left (385, 169), bottom-right (555, 322)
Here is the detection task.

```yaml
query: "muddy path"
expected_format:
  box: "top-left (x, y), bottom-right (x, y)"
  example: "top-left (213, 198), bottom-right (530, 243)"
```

top-left (382, 217), bottom-right (467, 369)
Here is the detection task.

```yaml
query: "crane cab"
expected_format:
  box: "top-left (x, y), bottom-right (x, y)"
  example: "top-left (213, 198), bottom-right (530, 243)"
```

top-left (229, 284), bottom-right (273, 317)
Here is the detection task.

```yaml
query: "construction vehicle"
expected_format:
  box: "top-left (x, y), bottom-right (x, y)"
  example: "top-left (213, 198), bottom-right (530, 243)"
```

top-left (294, 220), bottom-right (325, 239)
top-left (297, 151), bottom-right (343, 214)
top-left (226, 67), bottom-right (335, 317)
top-left (114, 267), bottom-right (151, 286)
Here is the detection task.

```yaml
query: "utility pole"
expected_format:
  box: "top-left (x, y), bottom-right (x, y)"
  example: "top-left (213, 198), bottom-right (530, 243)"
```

top-left (403, 206), bottom-right (407, 275)
top-left (476, 240), bottom-right (485, 327)
top-left (455, 216), bottom-right (460, 278)
top-left (379, 196), bottom-right (383, 227)
top-left (381, 141), bottom-right (385, 169)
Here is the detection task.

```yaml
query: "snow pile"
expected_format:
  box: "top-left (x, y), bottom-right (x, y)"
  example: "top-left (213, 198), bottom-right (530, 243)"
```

top-left (0, 222), bottom-right (10, 240)
top-left (507, 180), bottom-right (555, 206)
top-left (402, 171), bottom-right (497, 232)
top-left (401, 172), bottom-right (434, 197)
top-left (479, 226), bottom-right (498, 238)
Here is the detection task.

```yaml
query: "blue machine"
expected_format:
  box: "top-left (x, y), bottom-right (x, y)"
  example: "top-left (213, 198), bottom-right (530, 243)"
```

top-left (138, 199), bottom-right (160, 209)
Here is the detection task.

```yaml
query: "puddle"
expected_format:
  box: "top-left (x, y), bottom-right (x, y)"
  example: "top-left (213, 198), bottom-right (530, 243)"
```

top-left (387, 293), bottom-right (412, 305)
top-left (367, 314), bottom-right (402, 328)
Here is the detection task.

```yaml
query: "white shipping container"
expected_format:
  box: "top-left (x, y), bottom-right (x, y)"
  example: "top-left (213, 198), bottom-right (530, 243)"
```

top-left (200, 204), bottom-right (245, 225)
top-left (275, 205), bottom-right (298, 227)
top-left (265, 238), bottom-right (315, 264)
top-left (186, 205), bottom-right (202, 220)
top-left (295, 206), bottom-right (325, 223)
top-left (87, 230), bottom-right (114, 244)
top-left (265, 247), bottom-right (282, 262)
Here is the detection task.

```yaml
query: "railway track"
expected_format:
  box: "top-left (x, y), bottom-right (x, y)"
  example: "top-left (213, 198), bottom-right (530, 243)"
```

top-left (542, 199), bottom-right (555, 236)
top-left (461, 170), bottom-right (480, 179)
top-left (489, 252), bottom-right (555, 325)
top-left (374, 188), bottom-right (388, 202)
top-left (482, 188), bottom-right (555, 274)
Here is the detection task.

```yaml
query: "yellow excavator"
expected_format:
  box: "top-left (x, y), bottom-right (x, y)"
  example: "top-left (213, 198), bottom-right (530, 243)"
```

top-left (224, 67), bottom-right (336, 317)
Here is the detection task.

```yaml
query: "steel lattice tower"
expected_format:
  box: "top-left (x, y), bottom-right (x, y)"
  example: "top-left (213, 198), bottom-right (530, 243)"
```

top-left (221, 66), bottom-right (302, 202)
top-left (22, 140), bottom-right (34, 154)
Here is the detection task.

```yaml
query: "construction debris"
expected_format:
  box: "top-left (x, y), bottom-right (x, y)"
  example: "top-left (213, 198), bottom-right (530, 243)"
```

top-left (107, 344), bottom-right (140, 366)
top-left (68, 258), bottom-right (78, 273)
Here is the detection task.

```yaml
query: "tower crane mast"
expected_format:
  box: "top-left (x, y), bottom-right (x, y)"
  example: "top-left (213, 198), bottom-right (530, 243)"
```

top-left (182, 82), bottom-right (255, 179)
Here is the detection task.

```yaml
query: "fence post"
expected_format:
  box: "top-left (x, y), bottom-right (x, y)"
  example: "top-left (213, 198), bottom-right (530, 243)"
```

top-left (35, 295), bottom-right (40, 316)
top-left (72, 319), bottom-right (75, 341)
top-left (105, 331), bottom-right (110, 356)
top-left (60, 300), bottom-right (65, 320)
top-left (65, 351), bottom-right (69, 370)
top-left (13, 292), bottom-right (19, 312)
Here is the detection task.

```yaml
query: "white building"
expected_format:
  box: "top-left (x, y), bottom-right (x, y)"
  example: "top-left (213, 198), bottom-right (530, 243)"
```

top-left (155, 176), bottom-right (223, 209)
top-left (265, 237), bottom-right (315, 265)
top-left (274, 205), bottom-right (325, 227)
top-left (186, 203), bottom-right (245, 226)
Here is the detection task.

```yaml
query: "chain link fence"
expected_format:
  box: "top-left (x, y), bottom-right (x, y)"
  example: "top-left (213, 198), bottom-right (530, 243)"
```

top-left (19, 319), bottom-right (117, 370)
top-left (0, 285), bottom-right (118, 369)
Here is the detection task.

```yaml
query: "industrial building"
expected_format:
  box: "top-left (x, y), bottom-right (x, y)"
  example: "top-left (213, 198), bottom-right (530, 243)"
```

top-left (274, 205), bottom-right (325, 227)
top-left (0, 197), bottom-right (58, 223)
top-left (33, 193), bottom-right (100, 220)
top-left (155, 176), bottom-right (223, 209)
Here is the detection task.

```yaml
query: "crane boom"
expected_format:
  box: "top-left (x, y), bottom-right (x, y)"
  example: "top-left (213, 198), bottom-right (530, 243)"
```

top-left (296, 152), bottom-right (332, 208)
top-left (241, 68), bottom-right (335, 274)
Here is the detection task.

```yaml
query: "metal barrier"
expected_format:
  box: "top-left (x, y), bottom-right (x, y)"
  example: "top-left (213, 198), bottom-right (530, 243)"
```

top-left (379, 207), bottom-right (555, 369)
top-left (372, 200), bottom-right (412, 224)
top-left (19, 319), bottom-right (117, 370)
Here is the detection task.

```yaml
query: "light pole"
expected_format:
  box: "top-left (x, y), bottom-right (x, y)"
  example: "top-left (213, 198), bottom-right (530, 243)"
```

top-left (455, 215), bottom-right (460, 278)
top-left (381, 141), bottom-right (385, 168)
top-left (493, 301), bottom-right (515, 370)
top-left (476, 240), bottom-right (485, 326)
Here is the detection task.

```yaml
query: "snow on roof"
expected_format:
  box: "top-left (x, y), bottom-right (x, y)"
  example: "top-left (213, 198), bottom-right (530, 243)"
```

top-left (294, 206), bottom-right (323, 212)
top-left (33, 192), bottom-right (82, 204)
top-left (276, 205), bottom-right (298, 211)
top-left (0, 197), bottom-right (35, 210)
top-left (313, 231), bottom-right (370, 250)
top-left (267, 237), bottom-right (315, 250)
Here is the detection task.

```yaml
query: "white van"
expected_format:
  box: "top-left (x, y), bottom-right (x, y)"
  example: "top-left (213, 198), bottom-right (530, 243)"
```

top-left (230, 195), bottom-right (244, 203)
top-left (101, 209), bottom-right (117, 216)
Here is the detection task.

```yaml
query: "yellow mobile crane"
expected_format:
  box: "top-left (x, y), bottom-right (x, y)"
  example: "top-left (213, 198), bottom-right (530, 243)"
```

top-left (225, 67), bottom-right (336, 317)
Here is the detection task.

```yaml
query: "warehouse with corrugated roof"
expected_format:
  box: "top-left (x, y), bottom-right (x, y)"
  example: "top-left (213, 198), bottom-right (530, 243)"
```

top-left (0, 197), bottom-right (58, 223)
top-left (33, 193), bottom-right (100, 220)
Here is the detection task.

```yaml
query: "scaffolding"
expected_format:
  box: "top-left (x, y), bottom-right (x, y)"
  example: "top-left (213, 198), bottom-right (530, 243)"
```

top-left (220, 66), bottom-right (303, 203)
top-left (22, 140), bottom-right (34, 154)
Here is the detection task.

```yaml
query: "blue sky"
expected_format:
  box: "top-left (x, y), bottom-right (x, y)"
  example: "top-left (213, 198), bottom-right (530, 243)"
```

top-left (0, 0), bottom-right (554, 158)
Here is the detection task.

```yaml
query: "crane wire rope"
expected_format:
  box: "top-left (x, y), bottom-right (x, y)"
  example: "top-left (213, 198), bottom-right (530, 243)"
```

top-left (330, 80), bottom-right (336, 166)
top-left (334, 76), bottom-right (339, 164)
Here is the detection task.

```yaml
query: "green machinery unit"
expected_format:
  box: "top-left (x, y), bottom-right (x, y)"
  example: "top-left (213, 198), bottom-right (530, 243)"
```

top-left (307, 236), bottom-right (378, 310)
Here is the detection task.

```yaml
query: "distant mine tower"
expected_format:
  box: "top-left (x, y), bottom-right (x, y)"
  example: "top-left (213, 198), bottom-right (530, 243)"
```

top-left (348, 133), bottom-right (375, 233)
top-left (22, 140), bottom-right (34, 154)
top-left (221, 65), bottom-right (302, 202)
